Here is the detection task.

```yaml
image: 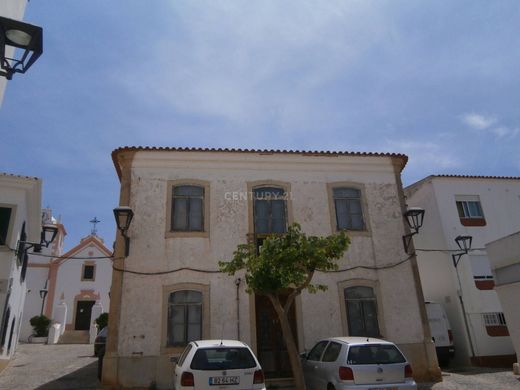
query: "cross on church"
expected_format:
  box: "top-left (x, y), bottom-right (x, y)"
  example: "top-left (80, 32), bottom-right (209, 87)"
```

top-left (90, 217), bottom-right (100, 236)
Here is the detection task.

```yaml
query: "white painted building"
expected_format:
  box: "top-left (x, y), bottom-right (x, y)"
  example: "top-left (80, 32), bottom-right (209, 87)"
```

top-left (486, 232), bottom-right (520, 373)
top-left (19, 208), bottom-right (66, 341)
top-left (20, 210), bottom-right (113, 344)
top-left (0, 172), bottom-right (41, 372)
top-left (104, 147), bottom-right (441, 389)
top-left (405, 175), bottom-right (519, 367)
top-left (0, 0), bottom-right (28, 105)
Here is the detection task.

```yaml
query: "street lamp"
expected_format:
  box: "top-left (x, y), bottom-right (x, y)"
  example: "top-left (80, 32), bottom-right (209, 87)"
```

top-left (39, 281), bottom-right (48, 317)
top-left (16, 224), bottom-right (58, 262)
top-left (402, 207), bottom-right (425, 254)
top-left (113, 206), bottom-right (134, 257)
top-left (0, 16), bottom-right (43, 80)
top-left (451, 235), bottom-right (476, 359)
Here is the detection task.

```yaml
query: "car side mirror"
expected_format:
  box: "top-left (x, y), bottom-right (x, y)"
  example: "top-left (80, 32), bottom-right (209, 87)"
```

top-left (170, 356), bottom-right (179, 365)
top-left (299, 351), bottom-right (307, 360)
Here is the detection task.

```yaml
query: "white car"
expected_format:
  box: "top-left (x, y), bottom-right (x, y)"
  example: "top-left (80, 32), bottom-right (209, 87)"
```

top-left (173, 340), bottom-right (266, 390)
top-left (301, 337), bottom-right (417, 390)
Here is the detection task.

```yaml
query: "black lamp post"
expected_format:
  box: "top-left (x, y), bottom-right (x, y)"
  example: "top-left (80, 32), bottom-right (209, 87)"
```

top-left (16, 224), bottom-right (58, 262)
top-left (451, 235), bottom-right (476, 359)
top-left (402, 207), bottom-right (425, 254)
top-left (39, 282), bottom-right (48, 317)
top-left (0, 16), bottom-right (43, 80)
top-left (113, 207), bottom-right (134, 257)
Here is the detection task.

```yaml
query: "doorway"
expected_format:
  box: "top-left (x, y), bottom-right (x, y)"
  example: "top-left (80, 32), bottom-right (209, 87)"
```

top-left (74, 300), bottom-right (95, 330)
top-left (255, 294), bottom-right (298, 379)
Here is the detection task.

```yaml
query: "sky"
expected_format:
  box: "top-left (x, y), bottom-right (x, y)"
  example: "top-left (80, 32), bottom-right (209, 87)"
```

top-left (1, 1), bottom-right (519, 250)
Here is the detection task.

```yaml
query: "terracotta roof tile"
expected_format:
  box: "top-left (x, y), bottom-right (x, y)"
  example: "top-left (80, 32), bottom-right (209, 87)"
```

top-left (111, 146), bottom-right (408, 179)
top-left (0, 172), bottom-right (40, 180)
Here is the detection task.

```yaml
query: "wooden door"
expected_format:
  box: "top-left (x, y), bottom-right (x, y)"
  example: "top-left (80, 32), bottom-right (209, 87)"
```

top-left (255, 294), bottom-right (298, 379)
top-left (75, 301), bottom-right (95, 330)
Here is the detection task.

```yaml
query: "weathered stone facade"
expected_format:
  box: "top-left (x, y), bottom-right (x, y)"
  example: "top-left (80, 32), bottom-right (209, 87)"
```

top-left (104, 148), bottom-right (440, 389)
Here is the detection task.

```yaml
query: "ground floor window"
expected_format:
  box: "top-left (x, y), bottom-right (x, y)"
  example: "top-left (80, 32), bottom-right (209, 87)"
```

top-left (345, 286), bottom-right (380, 337)
top-left (167, 290), bottom-right (202, 347)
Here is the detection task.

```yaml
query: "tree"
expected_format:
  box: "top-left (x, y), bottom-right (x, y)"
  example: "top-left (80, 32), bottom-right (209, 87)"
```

top-left (219, 223), bottom-right (350, 390)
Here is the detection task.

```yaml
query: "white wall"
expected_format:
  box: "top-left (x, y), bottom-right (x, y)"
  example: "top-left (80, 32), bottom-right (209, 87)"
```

top-left (406, 177), bottom-right (520, 363)
top-left (0, 173), bottom-right (41, 364)
top-left (52, 239), bottom-right (112, 330)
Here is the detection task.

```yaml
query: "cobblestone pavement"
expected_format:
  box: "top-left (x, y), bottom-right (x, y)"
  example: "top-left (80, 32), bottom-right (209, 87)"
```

top-left (418, 367), bottom-right (520, 390)
top-left (0, 343), bottom-right (101, 390)
top-left (1, 345), bottom-right (519, 390)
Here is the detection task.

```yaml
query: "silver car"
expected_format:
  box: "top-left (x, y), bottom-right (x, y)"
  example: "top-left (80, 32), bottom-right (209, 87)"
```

top-left (301, 337), bottom-right (417, 390)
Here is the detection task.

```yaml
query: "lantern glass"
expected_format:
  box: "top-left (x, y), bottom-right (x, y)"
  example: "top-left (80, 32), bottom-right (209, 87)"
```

top-left (41, 225), bottom-right (58, 247)
top-left (404, 207), bottom-right (425, 231)
top-left (114, 207), bottom-right (134, 233)
top-left (455, 235), bottom-right (472, 253)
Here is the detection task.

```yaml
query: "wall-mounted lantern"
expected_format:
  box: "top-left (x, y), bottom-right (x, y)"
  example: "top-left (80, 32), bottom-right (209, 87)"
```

top-left (0, 16), bottom-right (43, 80)
top-left (113, 207), bottom-right (134, 257)
top-left (402, 207), bottom-right (425, 254)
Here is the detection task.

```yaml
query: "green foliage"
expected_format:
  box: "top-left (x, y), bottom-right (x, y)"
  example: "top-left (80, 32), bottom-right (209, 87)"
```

top-left (95, 313), bottom-right (108, 330)
top-left (29, 315), bottom-right (51, 337)
top-left (219, 223), bottom-right (350, 295)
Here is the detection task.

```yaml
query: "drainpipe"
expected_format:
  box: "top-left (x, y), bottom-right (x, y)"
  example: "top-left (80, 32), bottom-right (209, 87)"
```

top-left (235, 278), bottom-right (241, 340)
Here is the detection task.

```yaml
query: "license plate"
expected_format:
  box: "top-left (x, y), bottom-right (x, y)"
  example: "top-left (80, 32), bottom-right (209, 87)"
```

top-left (369, 387), bottom-right (397, 390)
top-left (368, 386), bottom-right (398, 390)
top-left (209, 376), bottom-right (240, 385)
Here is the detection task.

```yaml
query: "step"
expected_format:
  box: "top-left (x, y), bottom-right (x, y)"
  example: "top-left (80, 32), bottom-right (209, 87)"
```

top-left (58, 330), bottom-right (90, 344)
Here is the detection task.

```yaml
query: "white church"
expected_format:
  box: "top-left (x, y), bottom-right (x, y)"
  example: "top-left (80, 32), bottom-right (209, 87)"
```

top-left (20, 210), bottom-right (112, 344)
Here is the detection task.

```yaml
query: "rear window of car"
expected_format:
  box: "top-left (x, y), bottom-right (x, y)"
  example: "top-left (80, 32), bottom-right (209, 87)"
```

top-left (178, 344), bottom-right (193, 367)
top-left (347, 344), bottom-right (406, 365)
top-left (190, 347), bottom-right (257, 370)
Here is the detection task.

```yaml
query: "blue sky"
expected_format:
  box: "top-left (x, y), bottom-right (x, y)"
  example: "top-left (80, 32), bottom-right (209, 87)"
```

top-left (1, 1), bottom-right (519, 250)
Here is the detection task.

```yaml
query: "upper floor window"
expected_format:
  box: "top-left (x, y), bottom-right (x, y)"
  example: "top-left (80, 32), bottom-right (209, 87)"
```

top-left (171, 185), bottom-right (204, 232)
top-left (82, 264), bottom-right (95, 281)
top-left (333, 187), bottom-right (365, 231)
top-left (344, 286), bottom-right (380, 337)
top-left (455, 196), bottom-right (486, 226)
top-left (0, 207), bottom-right (13, 246)
top-left (253, 187), bottom-right (287, 234)
top-left (167, 290), bottom-right (202, 347)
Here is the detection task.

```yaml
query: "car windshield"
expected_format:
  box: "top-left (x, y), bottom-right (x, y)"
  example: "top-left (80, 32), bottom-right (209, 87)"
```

top-left (190, 347), bottom-right (256, 370)
top-left (347, 344), bottom-right (406, 365)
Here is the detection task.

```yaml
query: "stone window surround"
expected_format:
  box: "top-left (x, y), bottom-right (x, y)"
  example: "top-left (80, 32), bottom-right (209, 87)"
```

top-left (0, 203), bottom-right (17, 250)
top-left (337, 279), bottom-right (386, 338)
top-left (161, 282), bottom-right (210, 355)
top-left (165, 179), bottom-right (211, 238)
top-left (81, 261), bottom-right (96, 281)
top-left (327, 182), bottom-right (371, 237)
top-left (246, 180), bottom-right (293, 235)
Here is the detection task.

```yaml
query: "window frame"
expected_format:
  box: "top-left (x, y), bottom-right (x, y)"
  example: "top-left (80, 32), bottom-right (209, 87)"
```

top-left (327, 183), bottom-right (371, 236)
top-left (165, 180), bottom-right (210, 238)
top-left (337, 279), bottom-right (386, 338)
top-left (0, 204), bottom-right (16, 249)
top-left (247, 180), bottom-right (293, 236)
top-left (455, 195), bottom-right (486, 227)
top-left (81, 263), bottom-right (96, 281)
top-left (161, 283), bottom-right (210, 354)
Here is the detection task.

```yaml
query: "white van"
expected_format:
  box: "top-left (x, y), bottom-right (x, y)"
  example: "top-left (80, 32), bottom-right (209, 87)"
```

top-left (425, 302), bottom-right (454, 366)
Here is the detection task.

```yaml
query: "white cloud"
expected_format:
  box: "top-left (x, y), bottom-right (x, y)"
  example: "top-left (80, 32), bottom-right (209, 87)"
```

top-left (461, 113), bottom-right (496, 130)
top-left (490, 126), bottom-right (519, 139)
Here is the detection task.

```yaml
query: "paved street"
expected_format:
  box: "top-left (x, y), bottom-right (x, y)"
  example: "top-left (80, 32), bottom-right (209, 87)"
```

top-left (0, 343), bottom-right (101, 390)
top-left (418, 367), bottom-right (520, 390)
top-left (1, 344), bottom-right (519, 389)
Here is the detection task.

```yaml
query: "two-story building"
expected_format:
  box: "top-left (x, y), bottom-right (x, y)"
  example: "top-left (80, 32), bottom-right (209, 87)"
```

top-left (104, 147), bottom-right (441, 389)
top-left (405, 175), bottom-right (519, 367)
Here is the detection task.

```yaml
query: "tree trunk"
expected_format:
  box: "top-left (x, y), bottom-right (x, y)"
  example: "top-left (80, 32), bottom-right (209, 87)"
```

top-left (268, 295), bottom-right (306, 390)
